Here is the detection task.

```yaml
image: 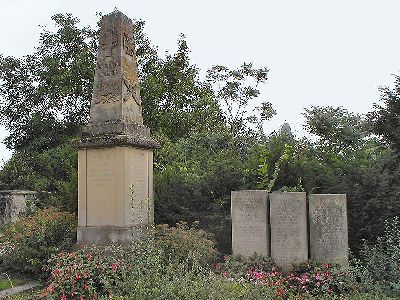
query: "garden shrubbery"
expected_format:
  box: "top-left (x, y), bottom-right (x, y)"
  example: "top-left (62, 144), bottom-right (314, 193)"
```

top-left (155, 221), bottom-right (218, 267)
top-left (2, 216), bottom-right (399, 299)
top-left (351, 216), bottom-right (400, 298)
top-left (0, 208), bottom-right (76, 276)
top-left (39, 222), bottom-right (387, 300)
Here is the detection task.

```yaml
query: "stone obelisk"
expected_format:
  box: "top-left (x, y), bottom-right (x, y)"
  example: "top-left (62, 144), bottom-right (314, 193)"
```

top-left (77, 10), bottom-right (158, 244)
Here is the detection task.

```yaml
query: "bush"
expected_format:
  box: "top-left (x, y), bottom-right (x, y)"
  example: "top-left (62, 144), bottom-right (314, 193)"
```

top-left (42, 223), bottom-right (218, 299)
top-left (0, 208), bottom-right (76, 276)
top-left (155, 221), bottom-right (218, 267)
top-left (42, 245), bottom-right (131, 299)
top-left (351, 216), bottom-right (400, 298)
top-left (216, 255), bottom-right (357, 299)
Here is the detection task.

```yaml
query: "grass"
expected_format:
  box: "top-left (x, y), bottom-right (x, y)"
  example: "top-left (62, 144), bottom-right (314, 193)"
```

top-left (0, 275), bottom-right (26, 291)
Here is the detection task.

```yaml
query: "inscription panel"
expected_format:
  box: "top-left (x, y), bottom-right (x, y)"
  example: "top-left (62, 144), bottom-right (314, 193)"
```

top-left (129, 149), bottom-right (150, 226)
top-left (270, 192), bottom-right (308, 272)
top-left (231, 190), bottom-right (269, 257)
top-left (86, 148), bottom-right (123, 226)
top-left (309, 194), bottom-right (349, 268)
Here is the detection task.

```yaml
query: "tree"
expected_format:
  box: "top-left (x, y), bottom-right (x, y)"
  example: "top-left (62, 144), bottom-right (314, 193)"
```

top-left (0, 13), bottom-right (96, 152)
top-left (367, 74), bottom-right (400, 153)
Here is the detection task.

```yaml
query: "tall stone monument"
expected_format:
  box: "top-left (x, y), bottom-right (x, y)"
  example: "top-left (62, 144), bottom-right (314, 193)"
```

top-left (231, 190), bottom-right (269, 257)
top-left (270, 192), bottom-right (308, 272)
top-left (77, 10), bottom-right (158, 244)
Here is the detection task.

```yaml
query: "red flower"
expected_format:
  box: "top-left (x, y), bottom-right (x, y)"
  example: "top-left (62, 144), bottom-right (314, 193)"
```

top-left (323, 263), bottom-right (332, 269)
top-left (61, 293), bottom-right (67, 300)
top-left (111, 263), bottom-right (118, 271)
top-left (76, 274), bottom-right (82, 280)
top-left (48, 285), bottom-right (55, 293)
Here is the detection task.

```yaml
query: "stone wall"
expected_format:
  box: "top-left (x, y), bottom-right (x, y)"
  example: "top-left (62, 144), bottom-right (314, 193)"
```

top-left (0, 190), bottom-right (36, 225)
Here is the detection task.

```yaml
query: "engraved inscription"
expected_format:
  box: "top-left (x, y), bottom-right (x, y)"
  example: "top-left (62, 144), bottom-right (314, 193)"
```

top-left (231, 191), bottom-right (268, 257)
top-left (309, 195), bottom-right (348, 268)
top-left (123, 31), bottom-right (135, 57)
top-left (99, 18), bottom-right (118, 57)
top-left (270, 193), bottom-right (308, 271)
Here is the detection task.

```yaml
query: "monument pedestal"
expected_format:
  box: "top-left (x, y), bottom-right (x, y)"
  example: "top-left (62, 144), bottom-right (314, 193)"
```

top-left (77, 145), bottom-right (155, 244)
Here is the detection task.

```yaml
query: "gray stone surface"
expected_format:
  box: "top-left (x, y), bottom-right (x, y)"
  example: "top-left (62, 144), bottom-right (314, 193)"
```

top-left (309, 194), bottom-right (349, 268)
top-left (231, 190), bottom-right (269, 257)
top-left (77, 225), bottom-right (151, 245)
top-left (79, 10), bottom-right (158, 149)
top-left (0, 190), bottom-right (36, 225)
top-left (270, 192), bottom-right (308, 272)
top-left (0, 281), bottom-right (39, 298)
top-left (89, 10), bottom-right (142, 126)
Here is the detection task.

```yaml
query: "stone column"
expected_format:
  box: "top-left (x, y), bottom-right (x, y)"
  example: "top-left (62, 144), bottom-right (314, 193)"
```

top-left (77, 11), bottom-right (158, 245)
top-left (231, 190), bottom-right (269, 257)
top-left (270, 192), bottom-right (308, 272)
top-left (309, 194), bottom-right (349, 268)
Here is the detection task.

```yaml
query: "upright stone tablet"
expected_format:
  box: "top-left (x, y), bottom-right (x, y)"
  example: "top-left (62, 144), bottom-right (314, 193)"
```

top-left (270, 192), bottom-right (308, 272)
top-left (231, 190), bottom-right (269, 257)
top-left (309, 194), bottom-right (349, 268)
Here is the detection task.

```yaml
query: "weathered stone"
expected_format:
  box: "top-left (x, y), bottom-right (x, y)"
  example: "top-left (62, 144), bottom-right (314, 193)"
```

top-left (309, 194), bottom-right (349, 268)
top-left (270, 192), bottom-right (308, 272)
top-left (231, 190), bottom-right (269, 257)
top-left (89, 10), bottom-right (142, 127)
top-left (77, 10), bottom-right (157, 245)
top-left (0, 190), bottom-right (36, 225)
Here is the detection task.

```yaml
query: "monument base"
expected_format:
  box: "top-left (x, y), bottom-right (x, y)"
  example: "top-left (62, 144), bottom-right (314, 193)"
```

top-left (77, 225), bottom-right (152, 245)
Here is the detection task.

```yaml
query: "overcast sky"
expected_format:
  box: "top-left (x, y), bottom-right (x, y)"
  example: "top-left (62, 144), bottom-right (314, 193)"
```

top-left (0, 0), bottom-right (400, 164)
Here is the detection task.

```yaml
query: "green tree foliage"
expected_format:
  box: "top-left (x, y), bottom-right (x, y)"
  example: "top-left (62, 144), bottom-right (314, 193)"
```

top-left (367, 75), bottom-right (400, 152)
top-left (0, 13), bottom-right (96, 151)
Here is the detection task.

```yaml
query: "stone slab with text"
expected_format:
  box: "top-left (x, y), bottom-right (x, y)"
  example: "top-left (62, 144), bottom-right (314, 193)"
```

top-left (309, 194), bottom-right (349, 268)
top-left (231, 190), bottom-right (269, 257)
top-left (270, 192), bottom-right (308, 272)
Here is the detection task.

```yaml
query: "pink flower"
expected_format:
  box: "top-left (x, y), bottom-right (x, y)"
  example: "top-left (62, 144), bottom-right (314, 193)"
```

top-left (111, 263), bottom-right (118, 271)
top-left (48, 286), bottom-right (55, 293)
top-left (61, 293), bottom-right (67, 300)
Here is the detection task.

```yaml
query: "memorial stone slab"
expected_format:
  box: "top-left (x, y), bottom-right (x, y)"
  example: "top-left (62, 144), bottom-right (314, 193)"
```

top-left (309, 194), bottom-right (349, 268)
top-left (0, 190), bottom-right (36, 225)
top-left (231, 190), bottom-right (269, 257)
top-left (270, 192), bottom-right (308, 272)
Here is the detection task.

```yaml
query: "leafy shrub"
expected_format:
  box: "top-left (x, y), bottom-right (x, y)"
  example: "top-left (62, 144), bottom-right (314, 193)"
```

top-left (351, 216), bottom-right (400, 298)
top-left (155, 221), bottom-right (218, 267)
top-left (42, 223), bottom-right (218, 299)
top-left (215, 253), bottom-right (274, 278)
top-left (216, 255), bottom-right (357, 299)
top-left (0, 208), bottom-right (76, 276)
top-left (42, 245), bottom-right (131, 299)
